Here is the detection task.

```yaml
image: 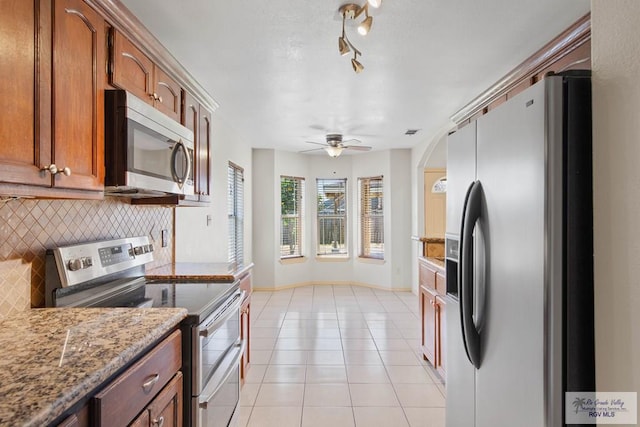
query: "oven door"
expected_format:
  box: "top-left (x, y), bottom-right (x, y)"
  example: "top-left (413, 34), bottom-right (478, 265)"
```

top-left (195, 340), bottom-right (244, 427)
top-left (194, 290), bottom-right (244, 393)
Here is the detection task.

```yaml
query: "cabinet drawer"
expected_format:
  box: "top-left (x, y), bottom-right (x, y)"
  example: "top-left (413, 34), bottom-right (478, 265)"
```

top-left (418, 259), bottom-right (436, 290)
top-left (92, 330), bottom-right (181, 427)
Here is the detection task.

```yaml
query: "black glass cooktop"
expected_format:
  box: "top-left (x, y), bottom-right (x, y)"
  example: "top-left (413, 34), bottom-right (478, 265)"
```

top-left (87, 279), bottom-right (239, 324)
top-left (144, 280), bottom-right (239, 324)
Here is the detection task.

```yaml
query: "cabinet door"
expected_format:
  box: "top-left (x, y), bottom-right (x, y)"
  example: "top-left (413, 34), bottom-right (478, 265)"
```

top-left (153, 67), bottom-right (181, 122)
top-left (435, 270), bottom-right (446, 295)
top-left (0, 0), bottom-right (50, 187)
top-left (436, 295), bottom-right (447, 377)
top-left (420, 285), bottom-right (437, 364)
top-left (148, 372), bottom-right (183, 427)
top-left (52, 0), bottom-right (105, 191)
top-left (196, 106), bottom-right (212, 200)
top-left (110, 29), bottom-right (154, 105)
top-left (240, 298), bottom-right (251, 383)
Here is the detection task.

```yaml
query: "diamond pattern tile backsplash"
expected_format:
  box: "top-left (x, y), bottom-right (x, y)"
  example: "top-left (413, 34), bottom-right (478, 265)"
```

top-left (0, 197), bottom-right (174, 319)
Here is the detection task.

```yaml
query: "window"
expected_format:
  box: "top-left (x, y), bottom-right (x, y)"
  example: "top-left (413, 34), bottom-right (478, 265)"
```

top-left (359, 176), bottom-right (384, 259)
top-left (280, 176), bottom-right (305, 258)
top-left (316, 178), bottom-right (347, 256)
top-left (228, 162), bottom-right (244, 265)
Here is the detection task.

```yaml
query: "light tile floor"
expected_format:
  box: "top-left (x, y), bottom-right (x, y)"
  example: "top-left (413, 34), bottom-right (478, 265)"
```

top-left (236, 285), bottom-right (446, 427)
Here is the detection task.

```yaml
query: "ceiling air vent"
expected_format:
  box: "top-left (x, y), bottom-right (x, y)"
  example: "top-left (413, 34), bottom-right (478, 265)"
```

top-left (404, 129), bottom-right (419, 135)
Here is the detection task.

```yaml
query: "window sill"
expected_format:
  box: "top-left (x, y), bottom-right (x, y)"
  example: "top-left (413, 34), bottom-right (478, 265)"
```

top-left (280, 256), bottom-right (307, 265)
top-left (357, 257), bottom-right (385, 265)
top-left (315, 255), bottom-right (350, 262)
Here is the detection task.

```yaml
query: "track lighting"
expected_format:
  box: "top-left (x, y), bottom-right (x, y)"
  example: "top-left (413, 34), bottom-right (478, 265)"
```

top-left (351, 53), bottom-right (364, 73)
top-left (357, 6), bottom-right (373, 35)
top-left (337, 2), bottom-right (382, 73)
top-left (338, 14), bottom-right (350, 56)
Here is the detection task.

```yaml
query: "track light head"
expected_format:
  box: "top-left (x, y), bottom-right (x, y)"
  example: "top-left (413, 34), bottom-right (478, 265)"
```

top-left (351, 55), bottom-right (364, 73)
top-left (338, 36), bottom-right (350, 56)
top-left (358, 15), bottom-right (373, 35)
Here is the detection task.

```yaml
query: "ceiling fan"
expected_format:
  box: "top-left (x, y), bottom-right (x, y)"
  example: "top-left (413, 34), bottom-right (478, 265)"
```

top-left (300, 134), bottom-right (372, 157)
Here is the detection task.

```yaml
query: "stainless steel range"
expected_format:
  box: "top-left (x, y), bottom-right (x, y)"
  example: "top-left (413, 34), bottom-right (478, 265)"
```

top-left (45, 236), bottom-right (243, 427)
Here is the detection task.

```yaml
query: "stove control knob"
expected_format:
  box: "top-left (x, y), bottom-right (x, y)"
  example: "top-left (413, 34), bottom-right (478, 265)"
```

top-left (82, 257), bottom-right (93, 268)
top-left (147, 244), bottom-right (154, 252)
top-left (68, 259), bottom-right (83, 271)
top-left (134, 246), bottom-right (143, 255)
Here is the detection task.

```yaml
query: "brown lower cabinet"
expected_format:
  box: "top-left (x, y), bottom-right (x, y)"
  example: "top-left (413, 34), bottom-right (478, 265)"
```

top-left (419, 257), bottom-right (447, 378)
top-left (92, 330), bottom-right (182, 427)
top-left (130, 372), bottom-right (183, 427)
top-left (239, 271), bottom-right (252, 383)
top-left (420, 285), bottom-right (447, 378)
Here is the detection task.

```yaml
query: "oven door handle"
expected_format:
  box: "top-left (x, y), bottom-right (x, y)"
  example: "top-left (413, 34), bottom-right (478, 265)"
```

top-left (198, 339), bottom-right (245, 409)
top-left (199, 290), bottom-right (244, 338)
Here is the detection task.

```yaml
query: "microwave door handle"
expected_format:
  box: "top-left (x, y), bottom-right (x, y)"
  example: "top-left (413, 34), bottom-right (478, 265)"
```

top-left (170, 139), bottom-right (191, 186)
top-left (198, 340), bottom-right (245, 408)
top-left (199, 291), bottom-right (245, 338)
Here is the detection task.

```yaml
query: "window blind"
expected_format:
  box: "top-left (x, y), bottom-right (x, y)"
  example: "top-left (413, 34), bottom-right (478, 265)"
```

top-left (316, 178), bottom-right (347, 256)
top-left (228, 162), bottom-right (244, 265)
top-left (359, 176), bottom-right (384, 259)
top-left (280, 176), bottom-right (305, 258)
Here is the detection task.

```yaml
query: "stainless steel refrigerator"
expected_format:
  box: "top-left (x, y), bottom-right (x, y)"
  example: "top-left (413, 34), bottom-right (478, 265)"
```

top-left (444, 72), bottom-right (594, 427)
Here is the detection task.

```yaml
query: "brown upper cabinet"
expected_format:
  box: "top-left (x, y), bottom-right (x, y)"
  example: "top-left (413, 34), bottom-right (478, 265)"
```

top-left (110, 29), bottom-right (182, 122)
top-left (183, 91), bottom-right (211, 203)
top-left (0, 0), bottom-right (105, 198)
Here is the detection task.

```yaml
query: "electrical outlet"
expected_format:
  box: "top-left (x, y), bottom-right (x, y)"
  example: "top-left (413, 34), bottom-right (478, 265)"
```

top-left (161, 229), bottom-right (168, 247)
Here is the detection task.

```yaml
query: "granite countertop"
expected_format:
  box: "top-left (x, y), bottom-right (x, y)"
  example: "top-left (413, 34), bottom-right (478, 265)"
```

top-left (0, 307), bottom-right (187, 427)
top-left (419, 237), bottom-right (445, 244)
top-left (145, 262), bottom-right (254, 282)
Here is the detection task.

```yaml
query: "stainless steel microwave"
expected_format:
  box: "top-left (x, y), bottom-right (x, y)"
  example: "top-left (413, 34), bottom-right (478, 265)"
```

top-left (104, 90), bottom-right (194, 197)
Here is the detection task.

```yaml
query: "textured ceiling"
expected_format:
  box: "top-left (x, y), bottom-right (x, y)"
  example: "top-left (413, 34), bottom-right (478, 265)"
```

top-left (121, 0), bottom-right (590, 154)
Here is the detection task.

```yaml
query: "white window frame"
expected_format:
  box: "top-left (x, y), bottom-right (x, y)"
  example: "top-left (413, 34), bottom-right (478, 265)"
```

top-left (316, 178), bottom-right (348, 257)
top-left (228, 162), bottom-right (244, 265)
top-left (358, 176), bottom-right (384, 260)
top-left (280, 175), bottom-right (305, 259)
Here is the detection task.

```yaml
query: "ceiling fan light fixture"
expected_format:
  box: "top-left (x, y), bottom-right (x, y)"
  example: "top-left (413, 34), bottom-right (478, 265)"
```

top-left (367, 0), bottom-right (382, 8)
top-left (358, 15), bottom-right (373, 36)
top-left (325, 146), bottom-right (345, 157)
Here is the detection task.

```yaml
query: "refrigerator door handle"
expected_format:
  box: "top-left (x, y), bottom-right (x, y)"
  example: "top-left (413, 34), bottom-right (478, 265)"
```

top-left (460, 180), bottom-right (483, 368)
top-left (457, 182), bottom-right (473, 365)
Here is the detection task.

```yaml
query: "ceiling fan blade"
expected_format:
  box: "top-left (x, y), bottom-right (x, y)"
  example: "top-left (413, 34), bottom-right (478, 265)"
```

top-left (342, 138), bottom-right (362, 145)
top-left (344, 145), bottom-right (372, 151)
top-left (299, 147), bottom-right (325, 153)
top-left (305, 141), bottom-right (328, 146)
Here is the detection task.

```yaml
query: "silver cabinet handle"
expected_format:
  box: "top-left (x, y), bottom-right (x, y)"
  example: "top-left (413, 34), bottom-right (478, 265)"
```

top-left (152, 415), bottom-right (164, 427)
top-left (142, 373), bottom-right (160, 393)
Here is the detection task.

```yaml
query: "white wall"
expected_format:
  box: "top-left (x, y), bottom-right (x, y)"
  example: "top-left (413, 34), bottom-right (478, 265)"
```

top-left (410, 129), bottom-right (453, 294)
top-left (251, 149), bottom-right (276, 288)
top-left (591, 0), bottom-right (640, 400)
top-left (252, 148), bottom-right (413, 290)
top-left (175, 115), bottom-right (253, 265)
